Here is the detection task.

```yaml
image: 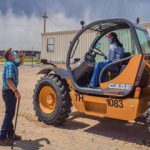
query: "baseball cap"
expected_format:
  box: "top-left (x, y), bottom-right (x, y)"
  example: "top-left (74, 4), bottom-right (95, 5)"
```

top-left (106, 32), bottom-right (117, 38)
top-left (3, 48), bottom-right (12, 60)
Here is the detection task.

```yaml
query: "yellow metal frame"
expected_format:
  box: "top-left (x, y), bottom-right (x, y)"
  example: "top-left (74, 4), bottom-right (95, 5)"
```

top-left (67, 54), bottom-right (150, 121)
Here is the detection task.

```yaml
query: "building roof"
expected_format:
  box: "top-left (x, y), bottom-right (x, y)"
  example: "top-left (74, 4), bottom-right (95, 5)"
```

top-left (143, 22), bottom-right (150, 27)
top-left (41, 21), bottom-right (150, 37)
top-left (41, 29), bottom-right (79, 36)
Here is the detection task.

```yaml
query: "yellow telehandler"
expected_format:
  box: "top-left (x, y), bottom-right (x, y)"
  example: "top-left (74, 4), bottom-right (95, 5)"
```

top-left (33, 18), bottom-right (150, 131)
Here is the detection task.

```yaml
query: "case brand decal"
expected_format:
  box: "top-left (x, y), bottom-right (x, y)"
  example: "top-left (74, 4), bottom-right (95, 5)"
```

top-left (109, 83), bottom-right (132, 90)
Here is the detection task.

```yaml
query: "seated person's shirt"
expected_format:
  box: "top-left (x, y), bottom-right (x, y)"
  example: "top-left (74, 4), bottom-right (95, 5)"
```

top-left (107, 42), bottom-right (124, 62)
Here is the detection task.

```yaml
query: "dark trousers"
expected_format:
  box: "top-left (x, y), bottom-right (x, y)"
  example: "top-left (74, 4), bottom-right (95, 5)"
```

top-left (0, 89), bottom-right (16, 139)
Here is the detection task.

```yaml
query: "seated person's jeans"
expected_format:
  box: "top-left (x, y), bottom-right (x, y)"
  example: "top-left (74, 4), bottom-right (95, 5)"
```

top-left (89, 61), bottom-right (110, 88)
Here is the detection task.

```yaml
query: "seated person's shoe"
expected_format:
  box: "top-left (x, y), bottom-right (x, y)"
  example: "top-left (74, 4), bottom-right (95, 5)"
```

top-left (88, 85), bottom-right (95, 88)
top-left (0, 138), bottom-right (12, 146)
top-left (8, 134), bottom-right (22, 141)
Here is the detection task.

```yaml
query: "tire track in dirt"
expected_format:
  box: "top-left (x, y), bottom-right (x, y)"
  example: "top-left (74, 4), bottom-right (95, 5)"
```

top-left (0, 105), bottom-right (49, 128)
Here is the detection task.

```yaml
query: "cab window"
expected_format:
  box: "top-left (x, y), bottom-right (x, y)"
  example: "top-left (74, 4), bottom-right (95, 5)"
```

top-left (136, 29), bottom-right (150, 54)
top-left (95, 28), bottom-right (138, 62)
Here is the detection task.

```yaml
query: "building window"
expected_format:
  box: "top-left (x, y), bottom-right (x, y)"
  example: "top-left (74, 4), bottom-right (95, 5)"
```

top-left (47, 38), bottom-right (55, 52)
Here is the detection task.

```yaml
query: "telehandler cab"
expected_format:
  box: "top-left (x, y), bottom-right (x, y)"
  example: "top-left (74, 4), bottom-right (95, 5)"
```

top-left (33, 18), bottom-right (150, 129)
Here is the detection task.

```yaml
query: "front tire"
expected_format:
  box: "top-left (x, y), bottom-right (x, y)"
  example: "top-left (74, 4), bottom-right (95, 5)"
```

top-left (33, 74), bottom-right (71, 125)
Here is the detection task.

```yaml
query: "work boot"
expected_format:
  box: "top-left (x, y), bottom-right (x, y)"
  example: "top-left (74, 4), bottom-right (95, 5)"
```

top-left (8, 134), bottom-right (22, 141)
top-left (0, 138), bottom-right (12, 146)
top-left (88, 85), bottom-right (95, 88)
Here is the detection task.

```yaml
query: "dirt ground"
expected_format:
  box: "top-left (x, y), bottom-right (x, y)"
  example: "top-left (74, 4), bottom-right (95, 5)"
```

top-left (0, 64), bottom-right (150, 150)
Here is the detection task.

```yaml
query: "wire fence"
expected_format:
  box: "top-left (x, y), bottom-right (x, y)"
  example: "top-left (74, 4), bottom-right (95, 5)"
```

top-left (0, 56), bottom-right (41, 67)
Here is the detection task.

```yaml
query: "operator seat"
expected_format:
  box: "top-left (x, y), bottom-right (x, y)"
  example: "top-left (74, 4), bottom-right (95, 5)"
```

top-left (105, 52), bottom-right (131, 81)
top-left (120, 52), bottom-right (131, 72)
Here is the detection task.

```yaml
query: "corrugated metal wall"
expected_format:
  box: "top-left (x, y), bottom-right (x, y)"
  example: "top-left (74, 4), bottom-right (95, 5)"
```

top-left (147, 28), bottom-right (150, 35)
top-left (71, 30), bottom-right (96, 59)
top-left (143, 23), bottom-right (150, 35)
top-left (41, 25), bottom-right (150, 63)
top-left (41, 31), bottom-right (77, 63)
top-left (41, 30), bottom-right (96, 63)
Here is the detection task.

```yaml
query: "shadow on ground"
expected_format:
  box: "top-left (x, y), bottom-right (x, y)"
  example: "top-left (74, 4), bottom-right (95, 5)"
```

top-left (14, 138), bottom-right (50, 150)
top-left (61, 111), bottom-right (150, 147)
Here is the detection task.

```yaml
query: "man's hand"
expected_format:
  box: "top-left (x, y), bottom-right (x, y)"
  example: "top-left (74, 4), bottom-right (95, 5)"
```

top-left (18, 50), bottom-right (24, 65)
top-left (7, 79), bottom-right (21, 100)
top-left (15, 90), bottom-right (21, 100)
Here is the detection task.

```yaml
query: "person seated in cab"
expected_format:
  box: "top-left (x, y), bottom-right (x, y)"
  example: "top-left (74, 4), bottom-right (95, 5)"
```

top-left (89, 32), bottom-right (125, 88)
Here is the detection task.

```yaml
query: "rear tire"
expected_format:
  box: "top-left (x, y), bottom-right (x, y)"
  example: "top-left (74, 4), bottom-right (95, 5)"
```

top-left (33, 74), bottom-right (71, 125)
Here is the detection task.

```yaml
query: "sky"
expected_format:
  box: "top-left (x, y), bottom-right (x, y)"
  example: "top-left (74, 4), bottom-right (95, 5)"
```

top-left (0, 0), bottom-right (150, 50)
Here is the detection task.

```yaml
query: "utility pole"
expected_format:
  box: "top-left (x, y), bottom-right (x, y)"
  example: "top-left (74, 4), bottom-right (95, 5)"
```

top-left (136, 17), bottom-right (141, 24)
top-left (42, 11), bottom-right (48, 33)
top-left (31, 46), bottom-right (34, 67)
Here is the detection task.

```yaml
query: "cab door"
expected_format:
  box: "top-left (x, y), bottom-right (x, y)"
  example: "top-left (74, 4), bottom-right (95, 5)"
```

top-left (100, 54), bottom-right (142, 95)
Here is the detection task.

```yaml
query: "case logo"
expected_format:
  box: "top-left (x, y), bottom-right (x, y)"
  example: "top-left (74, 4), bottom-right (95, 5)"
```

top-left (109, 83), bottom-right (132, 90)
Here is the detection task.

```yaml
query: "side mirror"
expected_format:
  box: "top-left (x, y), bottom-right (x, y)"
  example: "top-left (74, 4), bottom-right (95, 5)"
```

top-left (74, 58), bottom-right (80, 64)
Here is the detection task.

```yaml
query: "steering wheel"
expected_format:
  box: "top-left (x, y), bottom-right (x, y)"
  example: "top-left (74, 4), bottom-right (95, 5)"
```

top-left (91, 47), bottom-right (107, 60)
top-left (84, 50), bottom-right (96, 65)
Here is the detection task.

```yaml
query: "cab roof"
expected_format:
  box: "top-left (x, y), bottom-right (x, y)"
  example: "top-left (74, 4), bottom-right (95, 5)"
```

top-left (87, 18), bottom-right (147, 33)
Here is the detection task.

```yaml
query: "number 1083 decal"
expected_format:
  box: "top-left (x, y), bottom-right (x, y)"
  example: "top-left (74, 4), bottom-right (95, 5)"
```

top-left (106, 98), bottom-right (124, 108)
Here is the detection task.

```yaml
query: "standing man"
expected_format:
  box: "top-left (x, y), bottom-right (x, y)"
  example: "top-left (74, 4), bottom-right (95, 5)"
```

top-left (0, 48), bottom-right (24, 145)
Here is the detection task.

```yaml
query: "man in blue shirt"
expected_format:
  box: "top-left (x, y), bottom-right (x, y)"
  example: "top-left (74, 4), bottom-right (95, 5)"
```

top-left (89, 32), bottom-right (125, 88)
top-left (0, 48), bottom-right (23, 145)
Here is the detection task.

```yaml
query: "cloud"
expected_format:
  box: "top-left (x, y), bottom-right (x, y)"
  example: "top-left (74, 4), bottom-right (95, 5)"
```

top-left (0, 10), bottom-right (79, 50)
top-left (0, 0), bottom-right (150, 21)
top-left (0, 11), bottom-right (42, 50)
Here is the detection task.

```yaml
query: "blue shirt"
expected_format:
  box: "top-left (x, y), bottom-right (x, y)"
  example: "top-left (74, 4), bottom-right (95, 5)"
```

top-left (2, 61), bottom-right (20, 90)
top-left (107, 42), bottom-right (125, 62)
